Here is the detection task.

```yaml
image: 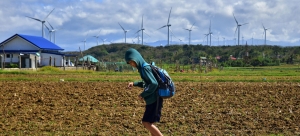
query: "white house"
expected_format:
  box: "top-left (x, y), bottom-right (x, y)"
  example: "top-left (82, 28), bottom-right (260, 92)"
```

top-left (0, 34), bottom-right (69, 68)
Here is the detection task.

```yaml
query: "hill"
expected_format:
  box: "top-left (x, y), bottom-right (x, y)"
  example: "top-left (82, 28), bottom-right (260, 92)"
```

top-left (63, 43), bottom-right (300, 66)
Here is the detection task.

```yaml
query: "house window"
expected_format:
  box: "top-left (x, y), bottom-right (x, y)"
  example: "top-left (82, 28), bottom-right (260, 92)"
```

top-left (6, 54), bottom-right (13, 58)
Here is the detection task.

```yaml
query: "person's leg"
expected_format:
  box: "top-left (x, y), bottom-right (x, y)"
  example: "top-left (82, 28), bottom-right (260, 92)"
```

top-left (142, 121), bottom-right (163, 136)
top-left (142, 98), bottom-right (164, 135)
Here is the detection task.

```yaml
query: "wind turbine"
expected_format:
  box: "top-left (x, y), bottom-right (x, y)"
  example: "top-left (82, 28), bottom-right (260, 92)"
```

top-left (101, 38), bottom-right (106, 45)
top-left (47, 21), bottom-right (59, 43)
top-left (262, 23), bottom-right (269, 45)
top-left (208, 20), bottom-right (213, 46)
top-left (178, 38), bottom-right (182, 45)
top-left (135, 15), bottom-right (145, 45)
top-left (135, 35), bottom-right (140, 44)
top-left (44, 24), bottom-right (53, 41)
top-left (81, 34), bottom-right (88, 51)
top-left (251, 33), bottom-right (254, 45)
top-left (204, 33), bottom-right (209, 45)
top-left (132, 39), bottom-right (136, 44)
top-left (233, 13), bottom-right (248, 46)
top-left (26, 8), bottom-right (55, 38)
top-left (184, 22), bottom-right (195, 45)
top-left (158, 7), bottom-right (172, 46)
top-left (242, 35), bottom-right (244, 45)
top-left (93, 30), bottom-right (101, 45)
top-left (118, 22), bottom-right (129, 43)
top-left (233, 38), bottom-right (236, 45)
top-left (170, 28), bottom-right (181, 45)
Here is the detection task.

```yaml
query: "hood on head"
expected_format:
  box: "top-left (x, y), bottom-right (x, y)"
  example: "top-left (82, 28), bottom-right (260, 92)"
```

top-left (125, 48), bottom-right (146, 69)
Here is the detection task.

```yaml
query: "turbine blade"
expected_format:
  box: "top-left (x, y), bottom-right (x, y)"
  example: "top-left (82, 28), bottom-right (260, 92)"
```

top-left (97, 30), bottom-right (102, 36)
top-left (170, 29), bottom-right (178, 39)
top-left (141, 15), bottom-right (144, 29)
top-left (234, 26), bottom-right (238, 36)
top-left (157, 25), bottom-right (167, 30)
top-left (54, 28), bottom-right (61, 31)
top-left (47, 21), bottom-right (54, 29)
top-left (84, 33), bottom-right (89, 41)
top-left (241, 23), bottom-right (248, 26)
top-left (44, 8), bottom-right (55, 21)
top-left (44, 24), bottom-right (50, 31)
top-left (118, 22), bottom-right (126, 31)
top-left (209, 20), bottom-right (211, 32)
top-left (262, 23), bottom-right (265, 29)
top-left (167, 7), bottom-right (172, 24)
top-left (26, 16), bottom-right (42, 22)
top-left (233, 13), bottom-right (238, 25)
top-left (144, 31), bottom-right (151, 37)
top-left (190, 22), bottom-right (195, 30)
top-left (135, 29), bottom-right (141, 34)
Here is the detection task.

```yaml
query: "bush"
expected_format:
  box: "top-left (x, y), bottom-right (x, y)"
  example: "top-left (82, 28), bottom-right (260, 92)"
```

top-left (38, 66), bottom-right (61, 72)
top-left (9, 63), bottom-right (18, 68)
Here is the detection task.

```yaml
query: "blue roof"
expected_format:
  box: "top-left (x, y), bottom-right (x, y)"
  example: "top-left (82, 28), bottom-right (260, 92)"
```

top-left (0, 34), bottom-right (64, 51)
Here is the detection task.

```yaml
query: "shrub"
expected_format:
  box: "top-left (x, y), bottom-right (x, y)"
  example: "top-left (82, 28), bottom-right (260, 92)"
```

top-left (38, 66), bottom-right (61, 72)
top-left (8, 63), bottom-right (18, 68)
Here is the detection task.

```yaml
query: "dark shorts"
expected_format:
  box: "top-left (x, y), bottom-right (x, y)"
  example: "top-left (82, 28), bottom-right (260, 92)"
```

top-left (142, 97), bottom-right (163, 123)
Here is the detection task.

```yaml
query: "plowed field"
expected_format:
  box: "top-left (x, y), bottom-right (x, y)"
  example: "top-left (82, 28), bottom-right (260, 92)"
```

top-left (0, 79), bottom-right (299, 135)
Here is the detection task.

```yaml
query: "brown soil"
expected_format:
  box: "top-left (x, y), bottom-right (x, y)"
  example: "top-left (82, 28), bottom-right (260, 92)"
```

top-left (0, 81), bottom-right (299, 135)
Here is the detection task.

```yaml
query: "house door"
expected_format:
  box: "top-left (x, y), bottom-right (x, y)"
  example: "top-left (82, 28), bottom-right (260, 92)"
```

top-left (25, 58), bottom-right (30, 68)
top-left (21, 55), bottom-right (31, 68)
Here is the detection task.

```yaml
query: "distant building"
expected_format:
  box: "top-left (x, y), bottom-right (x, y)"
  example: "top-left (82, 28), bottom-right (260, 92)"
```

top-left (200, 57), bottom-right (207, 65)
top-left (79, 55), bottom-right (99, 63)
top-left (0, 34), bottom-right (69, 68)
top-left (229, 55), bottom-right (237, 60)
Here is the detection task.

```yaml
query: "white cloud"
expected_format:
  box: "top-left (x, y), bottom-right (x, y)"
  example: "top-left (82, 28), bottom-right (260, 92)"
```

top-left (0, 0), bottom-right (300, 51)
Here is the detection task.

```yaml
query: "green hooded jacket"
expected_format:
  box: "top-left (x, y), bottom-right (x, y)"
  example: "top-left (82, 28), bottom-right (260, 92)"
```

top-left (125, 48), bottom-right (158, 105)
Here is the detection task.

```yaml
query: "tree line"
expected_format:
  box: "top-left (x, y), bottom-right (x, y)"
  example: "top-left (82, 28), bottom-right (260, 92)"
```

top-left (66, 43), bottom-right (300, 67)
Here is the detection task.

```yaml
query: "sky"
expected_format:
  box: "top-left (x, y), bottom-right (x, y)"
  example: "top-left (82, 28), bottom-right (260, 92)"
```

top-left (0, 0), bottom-right (300, 51)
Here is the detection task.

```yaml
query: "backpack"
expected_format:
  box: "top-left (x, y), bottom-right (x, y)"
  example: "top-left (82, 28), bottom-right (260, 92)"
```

top-left (142, 63), bottom-right (175, 99)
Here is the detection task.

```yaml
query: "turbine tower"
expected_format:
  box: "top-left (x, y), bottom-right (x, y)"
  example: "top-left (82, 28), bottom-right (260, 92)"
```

top-left (135, 15), bottom-right (145, 45)
top-left (81, 34), bottom-right (88, 51)
top-left (101, 38), bottom-right (106, 45)
top-left (233, 13), bottom-right (248, 46)
top-left (204, 33), bottom-right (209, 45)
top-left (208, 20), bottom-right (213, 46)
top-left (26, 8), bottom-right (55, 38)
top-left (82, 39), bottom-right (86, 51)
top-left (184, 22), bottom-right (195, 45)
top-left (158, 7), bottom-right (172, 46)
top-left (93, 30), bottom-right (101, 45)
top-left (47, 21), bottom-right (59, 43)
top-left (262, 23), bottom-right (268, 45)
top-left (44, 24), bottom-right (53, 41)
top-left (118, 22), bottom-right (129, 43)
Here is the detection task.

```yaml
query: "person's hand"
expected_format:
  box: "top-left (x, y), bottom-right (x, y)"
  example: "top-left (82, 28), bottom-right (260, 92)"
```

top-left (138, 95), bottom-right (143, 101)
top-left (128, 82), bottom-right (134, 89)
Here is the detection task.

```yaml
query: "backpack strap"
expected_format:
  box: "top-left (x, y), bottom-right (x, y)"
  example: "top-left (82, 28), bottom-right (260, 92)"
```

top-left (141, 62), bottom-right (150, 78)
top-left (142, 62), bottom-right (167, 86)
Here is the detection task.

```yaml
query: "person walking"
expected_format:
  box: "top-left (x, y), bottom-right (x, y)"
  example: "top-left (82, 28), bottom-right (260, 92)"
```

top-left (125, 48), bottom-right (163, 136)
